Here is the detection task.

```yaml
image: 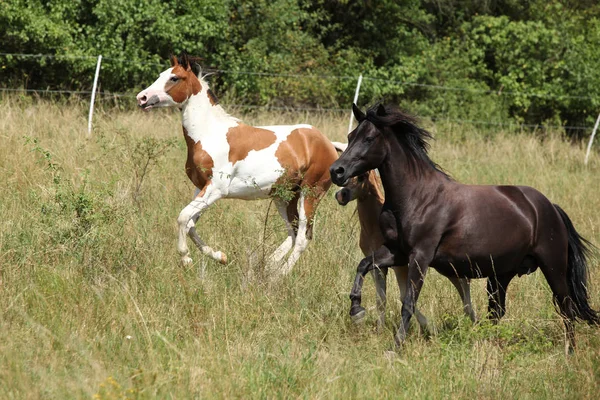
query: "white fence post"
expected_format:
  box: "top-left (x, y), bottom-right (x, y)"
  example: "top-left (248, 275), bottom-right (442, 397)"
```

top-left (584, 111), bottom-right (600, 165)
top-left (87, 55), bottom-right (102, 135)
top-left (347, 74), bottom-right (363, 133)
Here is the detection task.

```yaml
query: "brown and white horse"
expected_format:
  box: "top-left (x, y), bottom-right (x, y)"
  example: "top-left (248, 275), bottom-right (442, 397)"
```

top-left (136, 53), bottom-right (338, 275)
top-left (332, 142), bottom-right (476, 330)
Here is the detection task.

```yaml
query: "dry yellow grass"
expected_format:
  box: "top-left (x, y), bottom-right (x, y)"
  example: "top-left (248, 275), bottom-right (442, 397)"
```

top-left (1, 96), bottom-right (599, 399)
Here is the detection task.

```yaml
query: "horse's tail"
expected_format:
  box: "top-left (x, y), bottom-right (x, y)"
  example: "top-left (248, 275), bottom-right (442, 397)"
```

top-left (554, 204), bottom-right (600, 325)
top-left (331, 141), bottom-right (348, 153)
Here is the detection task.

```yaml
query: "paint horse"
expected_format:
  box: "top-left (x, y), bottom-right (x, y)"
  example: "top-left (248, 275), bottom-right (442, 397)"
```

top-left (330, 103), bottom-right (599, 352)
top-left (332, 143), bottom-right (476, 331)
top-left (136, 53), bottom-right (338, 274)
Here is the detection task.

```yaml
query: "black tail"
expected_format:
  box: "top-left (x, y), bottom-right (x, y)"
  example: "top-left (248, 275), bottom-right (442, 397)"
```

top-left (554, 204), bottom-right (600, 324)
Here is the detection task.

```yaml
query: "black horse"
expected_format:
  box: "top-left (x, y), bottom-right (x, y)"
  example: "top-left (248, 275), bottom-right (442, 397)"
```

top-left (330, 103), bottom-right (599, 352)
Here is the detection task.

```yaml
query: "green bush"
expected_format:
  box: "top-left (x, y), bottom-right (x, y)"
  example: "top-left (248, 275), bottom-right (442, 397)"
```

top-left (2, 0), bottom-right (600, 134)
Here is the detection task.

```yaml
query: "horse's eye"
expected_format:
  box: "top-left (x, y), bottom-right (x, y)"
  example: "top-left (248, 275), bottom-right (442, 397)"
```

top-left (364, 136), bottom-right (375, 143)
top-left (170, 76), bottom-right (180, 82)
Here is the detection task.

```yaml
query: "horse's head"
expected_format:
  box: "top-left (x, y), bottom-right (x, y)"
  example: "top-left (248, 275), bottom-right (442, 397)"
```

top-left (334, 172), bottom-right (372, 206)
top-left (136, 52), bottom-right (203, 110)
top-left (330, 104), bottom-right (388, 186)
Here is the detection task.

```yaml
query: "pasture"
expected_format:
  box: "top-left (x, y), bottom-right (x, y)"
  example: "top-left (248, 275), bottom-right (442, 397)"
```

top-left (1, 97), bottom-right (599, 398)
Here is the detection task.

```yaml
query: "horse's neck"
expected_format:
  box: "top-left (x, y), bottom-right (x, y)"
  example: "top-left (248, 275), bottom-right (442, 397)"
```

top-left (357, 195), bottom-right (383, 230)
top-left (181, 92), bottom-right (238, 143)
top-left (378, 141), bottom-right (446, 213)
top-left (357, 196), bottom-right (384, 253)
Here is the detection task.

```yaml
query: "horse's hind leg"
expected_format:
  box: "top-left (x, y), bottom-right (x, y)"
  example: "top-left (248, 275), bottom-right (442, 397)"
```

top-left (486, 272), bottom-right (516, 323)
top-left (178, 186), bottom-right (224, 265)
top-left (267, 197), bottom-right (299, 269)
top-left (544, 273), bottom-right (577, 354)
top-left (278, 179), bottom-right (328, 276)
top-left (393, 266), bottom-right (430, 331)
top-left (278, 192), bottom-right (312, 275)
top-left (448, 276), bottom-right (477, 322)
top-left (538, 255), bottom-right (577, 353)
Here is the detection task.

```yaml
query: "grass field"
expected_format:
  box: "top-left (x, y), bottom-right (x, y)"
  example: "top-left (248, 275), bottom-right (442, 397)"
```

top-left (1, 97), bottom-right (600, 399)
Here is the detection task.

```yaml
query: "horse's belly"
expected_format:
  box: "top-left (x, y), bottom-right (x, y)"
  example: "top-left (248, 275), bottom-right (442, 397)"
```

top-left (217, 172), bottom-right (282, 199)
top-left (431, 251), bottom-right (526, 279)
top-left (211, 145), bottom-right (286, 199)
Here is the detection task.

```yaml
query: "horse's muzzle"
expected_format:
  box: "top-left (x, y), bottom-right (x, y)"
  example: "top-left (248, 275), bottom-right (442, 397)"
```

top-left (335, 189), bottom-right (350, 206)
top-left (138, 94), bottom-right (160, 110)
top-left (330, 163), bottom-right (349, 187)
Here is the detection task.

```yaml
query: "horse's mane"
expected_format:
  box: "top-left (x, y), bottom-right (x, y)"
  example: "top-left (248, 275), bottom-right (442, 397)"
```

top-left (365, 103), bottom-right (450, 179)
top-left (174, 51), bottom-right (219, 105)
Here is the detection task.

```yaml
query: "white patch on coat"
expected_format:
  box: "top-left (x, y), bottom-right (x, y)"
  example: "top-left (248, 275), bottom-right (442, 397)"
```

top-left (182, 78), bottom-right (310, 200)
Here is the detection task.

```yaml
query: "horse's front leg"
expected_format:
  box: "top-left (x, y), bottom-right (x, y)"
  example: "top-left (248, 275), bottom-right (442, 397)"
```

top-left (177, 186), bottom-right (224, 265)
top-left (393, 266), bottom-right (430, 332)
top-left (350, 245), bottom-right (397, 323)
top-left (371, 267), bottom-right (388, 332)
top-left (395, 248), bottom-right (433, 346)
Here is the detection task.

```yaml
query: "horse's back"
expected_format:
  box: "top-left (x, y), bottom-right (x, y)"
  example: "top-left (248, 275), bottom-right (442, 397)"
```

top-left (273, 125), bottom-right (338, 185)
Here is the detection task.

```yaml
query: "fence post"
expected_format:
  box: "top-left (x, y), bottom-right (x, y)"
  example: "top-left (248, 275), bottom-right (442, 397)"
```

top-left (584, 111), bottom-right (600, 165)
top-left (88, 55), bottom-right (102, 135)
top-left (347, 74), bottom-right (363, 134)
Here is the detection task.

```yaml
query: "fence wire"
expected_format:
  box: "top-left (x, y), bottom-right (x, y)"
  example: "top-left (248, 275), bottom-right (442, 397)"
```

top-left (0, 52), bottom-right (597, 132)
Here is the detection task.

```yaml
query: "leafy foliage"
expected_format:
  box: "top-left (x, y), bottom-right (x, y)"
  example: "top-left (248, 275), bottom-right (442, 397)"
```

top-left (2, 0), bottom-right (600, 133)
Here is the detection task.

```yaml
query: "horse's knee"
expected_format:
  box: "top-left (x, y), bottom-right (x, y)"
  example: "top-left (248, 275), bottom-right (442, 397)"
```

top-left (177, 210), bottom-right (189, 227)
top-left (177, 208), bottom-right (196, 230)
top-left (356, 257), bottom-right (372, 275)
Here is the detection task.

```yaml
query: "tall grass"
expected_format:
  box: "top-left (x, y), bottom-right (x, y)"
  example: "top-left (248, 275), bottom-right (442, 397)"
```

top-left (1, 96), bottom-right (599, 399)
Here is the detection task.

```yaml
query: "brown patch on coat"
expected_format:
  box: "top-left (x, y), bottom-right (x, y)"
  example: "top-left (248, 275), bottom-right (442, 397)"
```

top-left (273, 127), bottom-right (339, 238)
top-left (167, 65), bottom-right (201, 104)
top-left (356, 171), bottom-right (386, 255)
top-left (207, 88), bottom-right (219, 106)
top-left (183, 127), bottom-right (214, 191)
top-left (353, 170), bottom-right (384, 203)
top-left (274, 127), bottom-right (337, 180)
top-left (226, 123), bottom-right (277, 165)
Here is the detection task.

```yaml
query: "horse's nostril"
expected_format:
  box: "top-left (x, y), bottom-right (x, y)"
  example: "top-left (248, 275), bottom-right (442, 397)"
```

top-left (141, 95), bottom-right (147, 102)
top-left (334, 166), bottom-right (345, 176)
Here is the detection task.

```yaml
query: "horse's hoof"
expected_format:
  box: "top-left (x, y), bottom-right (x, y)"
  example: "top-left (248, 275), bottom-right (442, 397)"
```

top-left (350, 306), bottom-right (366, 323)
top-left (217, 252), bottom-right (227, 264)
top-left (181, 256), bottom-right (193, 266)
top-left (394, 333), bottom-right (406, 348)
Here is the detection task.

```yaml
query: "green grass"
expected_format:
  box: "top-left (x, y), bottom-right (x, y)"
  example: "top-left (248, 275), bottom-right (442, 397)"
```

top-left (1, 97), bottom-right (600, 399)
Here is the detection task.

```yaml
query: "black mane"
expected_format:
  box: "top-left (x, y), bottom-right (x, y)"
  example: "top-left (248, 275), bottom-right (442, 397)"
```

top-left (365, 103), bottom-right (450, 179)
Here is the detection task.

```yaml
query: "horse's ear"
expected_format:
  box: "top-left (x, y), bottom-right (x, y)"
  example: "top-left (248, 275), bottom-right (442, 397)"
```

top-left (178, 51), bottom-right (190, 69)
top-left (190, 62), bottom-right (201, 77)
top-left (170, 54), bottom-right (179, 67)
top-left (352, 103), bottom-right (366, 122)
top-left (376, 103), bottom-right (386, 116)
